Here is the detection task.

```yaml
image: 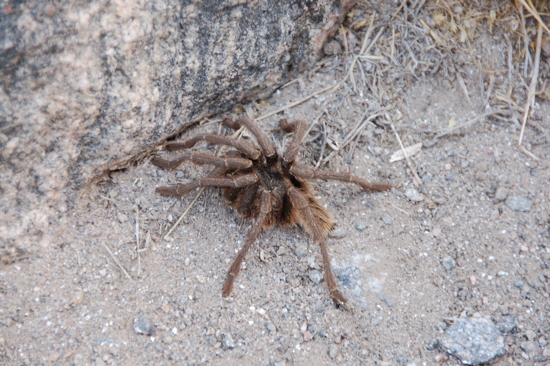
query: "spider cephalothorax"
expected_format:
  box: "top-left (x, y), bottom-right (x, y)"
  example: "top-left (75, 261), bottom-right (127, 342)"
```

top-left (152, 116), bottom-right (391, 306)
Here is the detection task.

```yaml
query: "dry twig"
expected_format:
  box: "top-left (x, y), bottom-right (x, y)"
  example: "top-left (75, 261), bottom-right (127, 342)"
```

top-left (390, 120), bottom-right (422, 186)
top-left (425, 109), bottom-right (509, 147)
top-left (518, 21), bottom-right (542, 161)
top-left (101, 242), bottom-right (134, 282)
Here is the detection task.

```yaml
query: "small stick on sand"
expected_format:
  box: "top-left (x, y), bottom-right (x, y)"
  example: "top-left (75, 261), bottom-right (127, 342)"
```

top-left (163, 188), bottom-right (205, 241)
top-left (101, 242), bottom-right (134, 282)
top-left (390, 119), bottom-right (422, 186)
top-left (425, 109), bottom-right (508, 147)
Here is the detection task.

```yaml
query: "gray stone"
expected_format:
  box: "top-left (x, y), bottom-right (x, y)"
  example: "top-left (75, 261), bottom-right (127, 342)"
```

top-left (0, 0), bottom-right (353, 257)
top-left (309, 270), bottom-right (323, 284)
top-left (328, 229), bottom-right (347, 239)
top-left (442, 256), bottom-right (456, 271)
top-left (381, 214), bottom-right (394, 225)
top-left (405, 188), bottom-right (425, 202)
top-left (505, 196), bottom-right (533, 212)
top-left (266, 323), bottom-right (276, 333)
top-left (524, 330), bottom-right (537, 341)
top-left (439, 317), bottom-right (507, 365)
top-left (520, 341), bottom-right (539, 353)
top-left (294, 242), bottom-right (309, 259)
top-left (222, 333), bottom-right (236, 350)
top-left (355, 222), bottom-right (367, 232)
top-left (434, 321), bottom-right (447, 331)
top-left (328, 344), bottom-right (338, 359)
top-left (494, 187), bottom-right (509, 201)
top-left (497, 315), bottom-right (517, 334)
top-left (133, 316), bottom-right (155, 336)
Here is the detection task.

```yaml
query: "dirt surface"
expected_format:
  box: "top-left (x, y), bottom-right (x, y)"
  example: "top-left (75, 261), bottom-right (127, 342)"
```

top-left (1, 1), bottom-right (550, 365)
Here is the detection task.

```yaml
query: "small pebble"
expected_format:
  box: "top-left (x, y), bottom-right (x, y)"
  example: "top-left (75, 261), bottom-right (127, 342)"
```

top-left (505, 196), bottom-right (533, 212)
top-left (520, 341), bottom-right (539, 353)
top-left (72, 291), bottom-right (85, 305)
top-left (117, 213), bottom-right (127, 223)
top-left (525, 330), bottom-right (537, 341)
top-left (309, 270), bottom-right (323, 284)
top-left (470, 275), bottom-right (477, 285)
top-left (381, 214), bottom-right (393, 225)
top-left (328, 344), bottom-right (338, 359)
top-left (494, 187), bottom-right (509, 201)
top-left (294, 242), bottom-right (308, 258)
top-left (543, 348), bottom-right (550, 357)
top-left (444, 174), bottom-right (455, 181)
top-left (222, 333), bottom-right (236, 349)
top-left (405, 188), bottom-right (424, 202)
top-left (442, 256), bottom-right (456, 271)
top-left (134, 316), bottom-right (156, 336)
top-left (99, 269), bottom-right (107, 277)
top-left (323, 40), bottom-right (342, 55)
top-left (161, 303), bottom-right (170, 313)
top-left (328, 229), bottom-right (347, 239)
top-left (355, 222), bottom-right (367, 232)
top-left (266, 323), bottom-right (276, 333)
top-left (444, 163), bottom-right (452, 171)
top-left (163, 335), bottom-right (173, 345)
top-left (432, 227), bottom-right (442, 238)
top-left (303, 331), bottom-right (314, 342)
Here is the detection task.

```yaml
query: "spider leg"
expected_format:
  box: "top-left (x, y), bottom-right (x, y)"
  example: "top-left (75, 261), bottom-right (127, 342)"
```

top-left (164, 134), bottom-right (261, 160)
top-left (281, 120), bottom-right (308, 164)
top-left (151, 151), bottom-right (252, 170)
top-left (222, 190), bottom-right (273, 297)
top-left (156, 173), bottom-right (258, 196)
top-left (236, 115), bottom-right (277, 160)
top-left (290, 163), bottom-right (391, 191)
top-left (287, 187), bottom-right (348, 307)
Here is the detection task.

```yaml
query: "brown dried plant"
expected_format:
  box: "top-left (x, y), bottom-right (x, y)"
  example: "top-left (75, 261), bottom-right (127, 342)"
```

top-left (151, 116), bottom-right (391, 307)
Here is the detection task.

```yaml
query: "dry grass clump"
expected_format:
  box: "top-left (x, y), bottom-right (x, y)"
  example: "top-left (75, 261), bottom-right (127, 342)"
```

top-left (252, 0), bottom-right (549, 173)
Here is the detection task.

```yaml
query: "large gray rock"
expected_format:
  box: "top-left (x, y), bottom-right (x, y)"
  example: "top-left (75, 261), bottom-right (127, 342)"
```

top-left (0, 0), bottom-right (354, 258)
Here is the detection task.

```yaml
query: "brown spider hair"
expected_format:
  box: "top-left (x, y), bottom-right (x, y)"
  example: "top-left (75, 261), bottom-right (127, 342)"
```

top-left (152, 116), bottom-right (391, 307)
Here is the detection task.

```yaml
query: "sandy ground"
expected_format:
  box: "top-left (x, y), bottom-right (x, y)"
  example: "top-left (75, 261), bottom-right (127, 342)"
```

top-left (1, 1), bottom-right (550, 365)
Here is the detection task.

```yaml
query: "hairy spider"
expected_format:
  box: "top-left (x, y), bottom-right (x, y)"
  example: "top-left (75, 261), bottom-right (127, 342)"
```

top-left (151, 116), bottom-right (391, 306)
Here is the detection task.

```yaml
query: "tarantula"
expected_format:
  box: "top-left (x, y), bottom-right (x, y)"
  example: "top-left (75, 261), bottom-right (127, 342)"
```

top-left (151, 116), bottom-right (391, 306)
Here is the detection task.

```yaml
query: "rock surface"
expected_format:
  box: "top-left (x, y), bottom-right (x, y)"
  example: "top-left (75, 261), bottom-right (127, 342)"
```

top-left (0, 0), bottom-right (354, 255)
top-left (439, 317), bottom-right (507, 365)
